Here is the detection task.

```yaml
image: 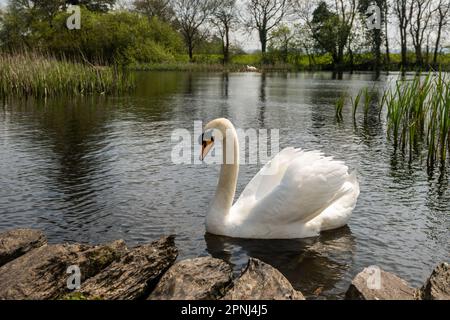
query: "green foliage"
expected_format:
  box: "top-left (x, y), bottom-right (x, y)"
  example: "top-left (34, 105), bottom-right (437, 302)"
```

top-left (0, 5), bottom-right (183, 66)
top-left (231, 54), bottom-right (261, 66)
top-left (269, 24), bottom-right (295, 63)
top-left (46, 9), bottom-right (183, 65)
top-left (191, 54), bottom-right (223, 64)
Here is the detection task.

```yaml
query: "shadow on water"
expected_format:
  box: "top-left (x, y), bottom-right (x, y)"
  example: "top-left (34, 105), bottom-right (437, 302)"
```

top-left (204, 226), bottom-right (356, 299)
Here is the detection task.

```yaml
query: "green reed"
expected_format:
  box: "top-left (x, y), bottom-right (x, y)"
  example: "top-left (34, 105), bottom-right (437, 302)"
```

top-left (351, 90), bottom-right (362, 121)
top-left (362, 88), bottom-right (372, 118)
top-left (335, 93), bottom-right (346, 121)
top-left (0, 52), bottom-right (135, 98)
top-left (383, 72), bottom-right (450, 167)
top-left (351, 88), bottom-right (373, 121)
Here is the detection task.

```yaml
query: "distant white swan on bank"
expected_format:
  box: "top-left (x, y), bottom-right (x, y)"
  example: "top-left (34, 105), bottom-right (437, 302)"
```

top-left (199, 118), bottom-right (360, 239)
top-left (246, 65), bottom-right (258, 71)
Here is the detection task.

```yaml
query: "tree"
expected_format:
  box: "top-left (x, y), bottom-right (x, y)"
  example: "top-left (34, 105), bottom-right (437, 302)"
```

top-left (433, 0), bottom-right (450, 65)
top-left (358, 0), bottom-right (387, 74)
top-left (409, 0), bottom-right (433, 66)
top-left (269, 24), bottom-right (293, 63)
top-left (0, 0), bottom-right (116, 50)
top-left (211, 0), bottom-right (236, 64)
top-left (384, 1), bottom-right (390, 66)
top-left (132, 0), bottom-right (175, 22)
top-left (67, 1), bottom-right (116, 12)
top-left (394, 0), bottom-right (413, 68)
top-left (308, 1), bottom-right (356, 69)
top-left (173, 0), bottom-right (216, 61)
top-left (245, 0), bottom-right (291, 61)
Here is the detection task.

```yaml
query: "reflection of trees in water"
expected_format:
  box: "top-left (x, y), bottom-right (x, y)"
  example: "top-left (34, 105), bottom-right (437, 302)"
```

top-left (353, 88), bottom-right (384, 147)
top-left (332, 71), bottom-right (343, 80)
top-left (205, 227), bottom-right (356, 299)
top-left (221, 72), bottom-right (229, 99)
top-left (425, 163), bottom-right (449, 214)
top-left (308, 82), bottom-right (334, 131)
top-left (258, 73), bottom-right (267, 127)
top-left (3, 97), bottom-right (114, 239)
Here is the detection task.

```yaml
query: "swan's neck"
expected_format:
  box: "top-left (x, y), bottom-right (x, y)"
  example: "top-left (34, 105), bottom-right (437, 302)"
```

top-left (207, 127), bottom-right (239, 226)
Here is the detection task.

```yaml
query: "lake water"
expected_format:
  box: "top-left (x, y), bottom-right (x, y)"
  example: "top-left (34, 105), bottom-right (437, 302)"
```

top-left (0, 71), bottom-right (448, 299)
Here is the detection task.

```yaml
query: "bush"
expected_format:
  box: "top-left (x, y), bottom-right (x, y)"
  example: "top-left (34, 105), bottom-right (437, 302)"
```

top-left (1, 6), bottom-right (184, 66)
top-left (231, 54), bottom-right (261, 65)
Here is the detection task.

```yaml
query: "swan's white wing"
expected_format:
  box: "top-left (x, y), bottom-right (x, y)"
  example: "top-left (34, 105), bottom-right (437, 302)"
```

top-left (233, 147), bottom-right (301, 212)
top-left (231, 149), bottom-right (357, 228)
top-left (239, 147), bottom-right (303, 199)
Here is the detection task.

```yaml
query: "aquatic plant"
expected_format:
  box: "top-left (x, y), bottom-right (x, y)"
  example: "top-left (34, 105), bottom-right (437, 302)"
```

top-left (335, 93), bottom-right (346, 121)
top-left (362, 88), bottom-right (372, 118)
top-left (384, 72), bottom-right (450, 168)
top-left (351, 90), bottom-right (362, 121)
top-left (0, 52), bottom-right (135, 98)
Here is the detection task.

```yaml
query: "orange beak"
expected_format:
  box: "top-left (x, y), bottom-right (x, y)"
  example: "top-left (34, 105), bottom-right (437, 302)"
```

top-left (200, 140), bottom-right (214, 161)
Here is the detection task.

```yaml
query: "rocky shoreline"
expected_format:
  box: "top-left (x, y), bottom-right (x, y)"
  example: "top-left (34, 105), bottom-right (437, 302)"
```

top-left (0, 228), bottom-right (448, 300)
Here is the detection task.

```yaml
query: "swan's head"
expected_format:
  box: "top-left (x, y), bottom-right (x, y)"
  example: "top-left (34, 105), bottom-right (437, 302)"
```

top-left (199, 118), bottom-right (235, 161)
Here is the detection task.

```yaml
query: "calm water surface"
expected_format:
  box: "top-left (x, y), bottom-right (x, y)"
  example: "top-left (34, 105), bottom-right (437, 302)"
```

top-left (0, 71), bottom-right (448, 299)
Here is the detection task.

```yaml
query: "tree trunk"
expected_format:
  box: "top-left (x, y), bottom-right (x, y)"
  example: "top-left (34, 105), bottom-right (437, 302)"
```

top-left (433, 21), bottom-right (443, 65)
top-left (415, 45), bottom-right (423, 66)
top-left (400, 28), bottom-right (408, 69)
top-left (259, 28), bottom-right (268, 64)
top-left (384, 5), bottom-right (391, 67)
top-left (260, 32), bottom-right (267, 53)
top-left (224, 26), bottom-right (230, 64)
top-left (188, 43), bottom-right (194, 62)
top-left (337, 46), bottom-right (344, 70)
top-left (349, 48), bottom-right (354, 74)
top-left (374, 29), bottom-right (381, 75)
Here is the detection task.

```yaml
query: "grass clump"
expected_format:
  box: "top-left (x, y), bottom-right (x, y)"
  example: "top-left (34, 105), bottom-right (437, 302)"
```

top-left (0, 52), bottom-right (135, 98)
top-left (384, 72), bottom-right (450, 168)
top-left (335, 93), bottom-right (347, 121)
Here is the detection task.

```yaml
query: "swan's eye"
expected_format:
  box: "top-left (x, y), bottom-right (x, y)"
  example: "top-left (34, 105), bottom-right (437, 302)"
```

top-left (198, 133), bottom-right (204, 145)
top-left (199, 130), bottom-right (214, 144)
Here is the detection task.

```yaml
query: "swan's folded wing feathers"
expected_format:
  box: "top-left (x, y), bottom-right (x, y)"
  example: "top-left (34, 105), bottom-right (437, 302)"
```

top-left (235, 147), bottom-right (301, 202)
top-left (244, 151), bottom-right (351, 225)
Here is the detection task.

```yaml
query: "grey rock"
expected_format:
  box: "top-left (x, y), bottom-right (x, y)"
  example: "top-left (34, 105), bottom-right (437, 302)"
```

top-left (80, 236), bottom-right (177, 300)
top-left (418, 262), bottom-right (450, 300)
top-left (0, 240), bottom-right (127, 300)
top-left (345, 266), bottom-right (415, 300)
top-left (0, 229), bottom-right (47, 267)
top-left (222, 258), bottom-right (305, 300)
top-left (148, 257), bottom-right (233, 300)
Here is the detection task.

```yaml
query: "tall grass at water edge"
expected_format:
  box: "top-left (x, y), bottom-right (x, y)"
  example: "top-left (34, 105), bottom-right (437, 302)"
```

top-left (0, 52), bottom-right (135, 98)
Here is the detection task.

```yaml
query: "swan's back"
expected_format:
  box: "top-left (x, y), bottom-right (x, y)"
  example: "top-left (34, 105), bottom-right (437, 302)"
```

top-left (228, 148), bottom-right (359, 238)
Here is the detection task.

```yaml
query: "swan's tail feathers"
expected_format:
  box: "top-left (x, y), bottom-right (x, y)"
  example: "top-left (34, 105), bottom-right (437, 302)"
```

top-left (348, 170), bottom-right (360, 197)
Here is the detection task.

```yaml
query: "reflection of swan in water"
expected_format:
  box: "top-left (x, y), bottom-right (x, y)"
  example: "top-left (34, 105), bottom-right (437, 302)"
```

top-left (204, 226), bottom-right (356, 299)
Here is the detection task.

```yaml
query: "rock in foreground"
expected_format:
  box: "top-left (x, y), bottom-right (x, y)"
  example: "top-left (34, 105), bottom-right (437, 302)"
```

top-left (149, 257), bottom-right (233, 300)
top-left (0, 229), bottom-right (47, 267)
top-left (0, 240), bottom-right (127, 300)
top-left (418, 262), bottom-right (449, 300)
top-left (223, 258), bottom-right (305, 300)
top-left (80, 236), bottom-right (178, 300)
top-left (345, 266), bottom-right (415, 300)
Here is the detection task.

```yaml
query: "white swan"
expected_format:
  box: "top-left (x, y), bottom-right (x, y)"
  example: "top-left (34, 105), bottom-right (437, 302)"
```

top-left (200, 118), bottom-right (360, 239)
